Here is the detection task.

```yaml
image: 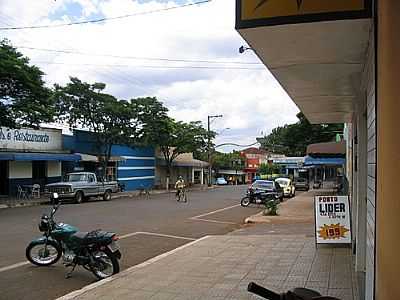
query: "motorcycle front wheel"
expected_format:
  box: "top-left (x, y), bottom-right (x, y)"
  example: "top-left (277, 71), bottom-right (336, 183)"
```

top-left (90, 248), bottom-right (120, 280)
top-left (26, 240), bottom-right (61, 266)
top-left (241, 196), bottom-right (251, 207)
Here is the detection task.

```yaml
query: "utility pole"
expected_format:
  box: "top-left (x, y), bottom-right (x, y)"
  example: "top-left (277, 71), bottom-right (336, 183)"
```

top-left (207, 115), bottom-right (222, 186)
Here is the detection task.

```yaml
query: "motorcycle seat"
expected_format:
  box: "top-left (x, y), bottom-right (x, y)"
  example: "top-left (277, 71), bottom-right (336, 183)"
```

top-left (72, 230), bottom-right (113, 245)
top-left (72, 231), bottom-right (89, 240)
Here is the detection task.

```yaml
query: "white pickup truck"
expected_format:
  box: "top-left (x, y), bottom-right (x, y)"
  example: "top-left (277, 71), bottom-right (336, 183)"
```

top-left (45, 172), bottom-right (119, 204)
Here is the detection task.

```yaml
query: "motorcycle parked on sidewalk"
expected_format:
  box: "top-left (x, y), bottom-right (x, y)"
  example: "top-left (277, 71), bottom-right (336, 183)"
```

top-left (240, 188), bottom-right (278, 207)
top-left (247, 282), bottom-right (341, 300)
top-left (26, 193), bottom-right (121, 279)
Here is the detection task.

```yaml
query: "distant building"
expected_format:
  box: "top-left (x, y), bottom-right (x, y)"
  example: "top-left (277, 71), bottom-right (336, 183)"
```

top-left (240, 147), bottom-right (269, 183)
top-left (155, 150), bottom-right (208, 189)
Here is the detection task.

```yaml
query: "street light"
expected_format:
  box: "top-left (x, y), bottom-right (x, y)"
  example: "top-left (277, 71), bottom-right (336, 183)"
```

top-left (207, 115), bottom-right (223, 186)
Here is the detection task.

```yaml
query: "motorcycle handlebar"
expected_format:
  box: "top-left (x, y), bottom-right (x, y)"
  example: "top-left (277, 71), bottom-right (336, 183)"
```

top-left (247, 282), bottom-right (281, 300)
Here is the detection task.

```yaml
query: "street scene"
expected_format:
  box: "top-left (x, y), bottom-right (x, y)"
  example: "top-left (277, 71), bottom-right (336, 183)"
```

top-left (0, 186), bottom-right (263, 299)
top-left (1, 0), bottom-right (399, 300)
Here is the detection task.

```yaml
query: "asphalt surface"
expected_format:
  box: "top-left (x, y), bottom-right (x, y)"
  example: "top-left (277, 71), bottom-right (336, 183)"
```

top-left (0, 185), bottom-right (262, 300)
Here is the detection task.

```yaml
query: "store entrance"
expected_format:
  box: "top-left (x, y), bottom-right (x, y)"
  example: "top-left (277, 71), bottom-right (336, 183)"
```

top-left (0, 161), bottom-right (8, 196)
top-left (32, 161), bottom-right (47, 190)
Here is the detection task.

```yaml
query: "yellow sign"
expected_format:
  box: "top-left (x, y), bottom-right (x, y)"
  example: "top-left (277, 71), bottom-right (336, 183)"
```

top-left (318, 223), bottom-right (350, 240)
top-left (236, 0), bottom-right (371, 28)
top-left (242, 0), bottom-right (366, 20)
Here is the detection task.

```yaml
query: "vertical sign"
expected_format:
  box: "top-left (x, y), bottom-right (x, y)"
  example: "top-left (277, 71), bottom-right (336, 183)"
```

top-left (315, 195), bottom-right (351, 244)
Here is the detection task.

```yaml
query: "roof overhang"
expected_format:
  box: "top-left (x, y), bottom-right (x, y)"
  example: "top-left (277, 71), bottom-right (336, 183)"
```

top-left (236, 0), bottom-right (372, 124)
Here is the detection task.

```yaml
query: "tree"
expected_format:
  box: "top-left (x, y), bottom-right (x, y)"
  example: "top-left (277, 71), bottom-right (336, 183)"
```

top-left (258, 163), bottom-right (280, 175)
top-left (0, 39), bottom-right (54, 128)
top-left (258, 112), bottom-right (343, 156)
top-left (54, 77), bottom-right (137, 178)
top-left (211, 151), bottom-right (244, 172)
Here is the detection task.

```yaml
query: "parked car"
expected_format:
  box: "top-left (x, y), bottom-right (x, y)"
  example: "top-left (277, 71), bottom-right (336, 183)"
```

top-left (216, 177), bottom-right (228, 185)
top-left (44, 172), bottom-right (119, 204)
top-left (294, 177), bottom-right (310, 191)
top-left (275, 177), bottom-right (296, 198)
top-left (249, 180), bottom-right (284, 202)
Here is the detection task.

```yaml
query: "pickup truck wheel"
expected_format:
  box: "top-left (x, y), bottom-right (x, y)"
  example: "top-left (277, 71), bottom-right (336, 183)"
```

top-left (75, 191), bottom-right (83, 204)
top-left (103, 190), bottom-right (112, 201)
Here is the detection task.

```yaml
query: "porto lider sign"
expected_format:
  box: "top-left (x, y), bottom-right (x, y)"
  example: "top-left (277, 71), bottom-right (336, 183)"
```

top-left (315, 195), bottom-right (351, 244)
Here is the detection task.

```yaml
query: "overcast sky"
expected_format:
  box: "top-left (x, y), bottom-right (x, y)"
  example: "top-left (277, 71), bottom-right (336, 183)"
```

top-left (0, 0), bottom-right (299, 152)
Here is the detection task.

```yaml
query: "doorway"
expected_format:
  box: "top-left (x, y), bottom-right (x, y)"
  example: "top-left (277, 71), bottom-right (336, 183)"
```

top-left (32, 161), bottom-right (47, 189)
top-left (0, 161), bottom-right (9, 196)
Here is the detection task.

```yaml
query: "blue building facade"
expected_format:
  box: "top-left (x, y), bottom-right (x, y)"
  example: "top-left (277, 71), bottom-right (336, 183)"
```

top-left (63, 130), bottom-right (155, 191)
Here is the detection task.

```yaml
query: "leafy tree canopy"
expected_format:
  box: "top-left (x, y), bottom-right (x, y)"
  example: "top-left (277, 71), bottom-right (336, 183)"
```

top-left (211, 151), bottom-right (245, 171)
top-left (0, 39), bottom-right (54, 128)
top-left (53, 77), bottom-right (138, 172)
top-left (258, 163), bottom-right (280, 175)
top-left (258, 112), bottom-right (343, 156)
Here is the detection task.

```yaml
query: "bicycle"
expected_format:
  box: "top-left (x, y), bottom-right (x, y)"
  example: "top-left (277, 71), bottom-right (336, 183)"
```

top-left (176, 188), bottom-right (187, 203)
top-left (138, 185), bottom-right (151, 200)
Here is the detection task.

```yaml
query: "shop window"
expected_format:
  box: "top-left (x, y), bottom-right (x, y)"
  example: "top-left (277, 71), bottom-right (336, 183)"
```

top-left (194, 171), bottom-right (201, 184)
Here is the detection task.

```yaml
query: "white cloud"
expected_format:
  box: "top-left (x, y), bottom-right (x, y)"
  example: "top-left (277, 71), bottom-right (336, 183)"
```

top-left (1, 0), bottom-right (299, 152)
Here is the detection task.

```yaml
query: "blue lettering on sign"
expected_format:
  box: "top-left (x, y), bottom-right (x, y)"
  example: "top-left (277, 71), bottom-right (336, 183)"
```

top-left (0, 128), bottom-right (5, 140)
top-left (13, 130), bottom-right (50, 143)
top-left (1, 128), bottom-right (50, 144)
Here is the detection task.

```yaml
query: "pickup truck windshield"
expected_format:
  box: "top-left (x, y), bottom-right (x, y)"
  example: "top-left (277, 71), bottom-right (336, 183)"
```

top-left (66, 174), bottom-right (88, 182)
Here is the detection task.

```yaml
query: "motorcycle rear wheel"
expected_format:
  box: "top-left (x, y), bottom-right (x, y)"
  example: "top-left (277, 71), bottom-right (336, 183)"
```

top-left (26, 240), bottom-right (61, 266)
top-left (241, 196), bottom-right (251, 207)
top-left (90, 248), bottom-right (119, 280)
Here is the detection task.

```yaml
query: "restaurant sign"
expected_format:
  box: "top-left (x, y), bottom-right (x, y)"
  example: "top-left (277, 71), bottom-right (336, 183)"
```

top-left (0, 127), bottom-right (62, 152)
top-left (315, 195), bottom-right (351, 244)
top-left (236, 0), bottom-right (372, 29)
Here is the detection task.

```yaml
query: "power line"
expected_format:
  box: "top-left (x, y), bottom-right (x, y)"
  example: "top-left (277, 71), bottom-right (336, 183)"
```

top-left (0, 0), bottom-right (211, 31)
top-left (17, 45), bottom-right (262, 65)
top-left (31, 61), bottom-right (265, 70)
top-left (215, 142), bottom-right (260, 148)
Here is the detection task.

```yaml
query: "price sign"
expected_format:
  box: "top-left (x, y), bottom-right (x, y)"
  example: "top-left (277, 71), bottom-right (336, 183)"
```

top-left (315, 195), bottom-right (351, 244)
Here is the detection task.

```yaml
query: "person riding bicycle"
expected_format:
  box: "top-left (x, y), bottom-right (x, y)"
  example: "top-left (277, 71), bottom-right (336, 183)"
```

top-left (175, 176), bottom-right (186, 200)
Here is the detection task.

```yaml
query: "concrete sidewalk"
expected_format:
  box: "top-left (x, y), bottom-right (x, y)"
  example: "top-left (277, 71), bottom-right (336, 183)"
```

top-left (57, 188), bottom-right (358, 300)
top-left (58, 234), bottom-right (357, 300)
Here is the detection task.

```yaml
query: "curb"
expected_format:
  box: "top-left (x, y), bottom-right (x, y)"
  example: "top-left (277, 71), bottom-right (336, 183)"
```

top-left (0, 201), bottom-right (49, 209)
top-left (56, 235), bottom-right (211, 300)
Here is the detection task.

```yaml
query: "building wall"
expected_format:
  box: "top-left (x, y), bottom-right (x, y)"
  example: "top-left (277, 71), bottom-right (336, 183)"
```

top-left (376, 1), bottom-right (400, 298)
top-left (155, 165), bottom-right (194, 188)
top-left (63, 131), bottom-right (156, 192)
top-left (47, 161), bottom-right (61, 177)
top-left (365, 25), bottom-right (376, 300)
top-left (9, 161), bottom-right (32, 179)
top-left (8, 161), bottom-right (33, 196)
top-left (112, 145), bottom-right (155, 191)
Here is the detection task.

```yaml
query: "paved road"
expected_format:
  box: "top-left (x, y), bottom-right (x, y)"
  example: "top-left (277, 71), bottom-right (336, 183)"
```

top-left (0, 185), bottom-right (262, 300)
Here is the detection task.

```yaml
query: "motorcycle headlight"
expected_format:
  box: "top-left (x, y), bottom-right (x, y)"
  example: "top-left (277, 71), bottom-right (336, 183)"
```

top-left (39, 218), bottom-right (50, 232)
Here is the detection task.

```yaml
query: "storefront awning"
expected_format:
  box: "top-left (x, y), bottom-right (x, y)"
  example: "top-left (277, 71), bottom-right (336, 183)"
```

top-left (304, 156), bottom-right (345, 166)
top-left (0, 152), bottom-right (80, 161)
top-left (77, 153), bottom-right (98, 162)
